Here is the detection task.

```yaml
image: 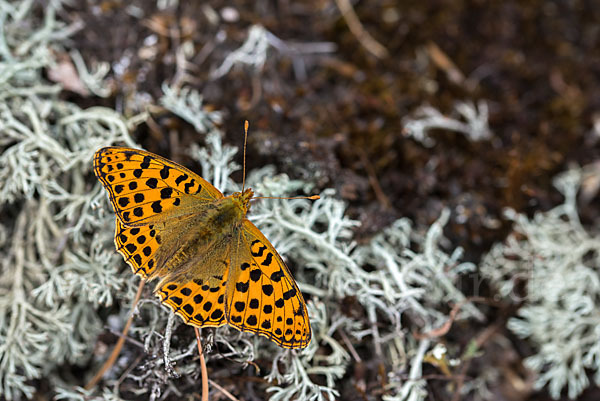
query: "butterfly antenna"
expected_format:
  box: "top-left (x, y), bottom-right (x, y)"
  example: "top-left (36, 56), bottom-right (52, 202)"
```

top-left (242, 120), bottom-right (248, 192)
top-left (254, 195), bottom-right (320, 200)
top-left (243, 120), bottom-right (319, 202)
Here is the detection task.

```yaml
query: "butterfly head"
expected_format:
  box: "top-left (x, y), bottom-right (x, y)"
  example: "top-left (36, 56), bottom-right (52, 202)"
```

top-left (233, 188), bottom-right (254, 212)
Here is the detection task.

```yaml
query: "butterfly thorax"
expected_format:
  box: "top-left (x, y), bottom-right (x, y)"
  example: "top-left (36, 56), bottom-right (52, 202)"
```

top-left (203, 188), bottom-right (253, 234)
top-left (186, 188), bottom-right (254, 241)
top-left (154, 188), bottom-right (254, 281)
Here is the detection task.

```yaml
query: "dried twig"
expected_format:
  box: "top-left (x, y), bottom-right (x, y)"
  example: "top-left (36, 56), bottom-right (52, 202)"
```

top-left (85, 280), bottom-right (146, 389)
top-left (209, 379), bottom-right (241, 401)
top-left (334, 0), bottom-right (388, 59)
top-left (194, 328), bottom-right (209, 401)
top-left (414, 297), bottom-right (496, 340)
top-left (357, 147), bottom-right (392, 209)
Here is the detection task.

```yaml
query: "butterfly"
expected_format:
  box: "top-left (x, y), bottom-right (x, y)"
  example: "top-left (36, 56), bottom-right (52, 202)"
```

top-left (93, 146), bottom-right (311, 349)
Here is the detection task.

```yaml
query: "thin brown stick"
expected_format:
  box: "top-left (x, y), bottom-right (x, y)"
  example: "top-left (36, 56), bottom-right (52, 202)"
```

top-left (357, 148), bottom-right (392, 210)
top-left (208, 379), bottom-right (241, 401)
top-left (413, 296), bottom-right (496, 340)
top-left (338, 329), bottom-right (361, 362)
top-left (426, 41), bottom-right (465, 85)
top-left (451, 317), bottom-right (507, 401)
top-left (85, 280), bottom-right (146, 389)
top-left (334, 0), bottom-right (388, 59)
top-left (194, 327), bottom-right (209, 401)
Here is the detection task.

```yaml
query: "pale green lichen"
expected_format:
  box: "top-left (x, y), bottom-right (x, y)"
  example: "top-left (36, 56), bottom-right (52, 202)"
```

top-left (403, 101), bottom-right (492, 146)
top-left (211, 24), bottom-right (270, 79)
top-left (159, 84), bottom-right (223, 134)
top-left (0, 1), bottom-right (136, 398)
top-left (481, 166), bottom-right (600, 399)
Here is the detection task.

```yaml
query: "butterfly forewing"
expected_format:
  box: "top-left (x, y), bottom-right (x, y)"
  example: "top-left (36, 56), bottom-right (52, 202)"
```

top-left (226, 220), bottom-right (311, 349)
top-left (114, 218), bottom-right (163, 279)
top-left (94, 147), bottom-right (223, 226)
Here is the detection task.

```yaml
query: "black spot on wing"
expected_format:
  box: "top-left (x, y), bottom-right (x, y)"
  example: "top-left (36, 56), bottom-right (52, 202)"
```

top-left (236, 281), bottom-right (249, 293)
top-left (175, 173), bottom-right (188, 185)
top-left (283, 288), bottom-right (297, 300)
top-left (140, 156), bottom-right (151, 169)
top-left (160, 165), bottom-right (171, 179)
top-left (184, 179), bottom-right (195, 194)
top-left (146, 178), bottom-right (158, 189)
top-left (250, 269), bottom-right (261, 282)
top-left (251, 245), bottom-right (267, 257)
top-left (262, 284), bottom-right (274, 296)
top-left (160, 188), bottom-right (173, 199)
top-left (152, 201), bottom-right (163, 213)
top-left (270, 270), bottom-right (283, 282)
top-left (261, 252), bottom-right (273, 266)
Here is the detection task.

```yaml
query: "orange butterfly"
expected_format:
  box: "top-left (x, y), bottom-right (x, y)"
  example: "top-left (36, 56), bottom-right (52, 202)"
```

top-left (93, 145), bottom-right (311, 349)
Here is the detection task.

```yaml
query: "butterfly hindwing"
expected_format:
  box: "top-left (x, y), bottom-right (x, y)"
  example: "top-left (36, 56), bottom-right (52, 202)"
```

top-left (226, 220), bottom-right (311, 349)
top-left (157, 274), bottom-right (228, 328)
top-left (94, 147), bottom-right (223, 226)
top-left (155, 236), bottom-right (233, 328)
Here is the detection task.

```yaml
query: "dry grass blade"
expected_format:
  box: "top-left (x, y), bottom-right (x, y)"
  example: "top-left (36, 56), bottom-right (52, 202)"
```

top-left (85, 280), bottom-right (146, 389)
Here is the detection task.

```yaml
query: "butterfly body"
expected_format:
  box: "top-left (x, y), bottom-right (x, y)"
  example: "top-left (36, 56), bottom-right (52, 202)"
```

top-left (153, 189), bottom-right (253, 279)
top-left (208, 189), bottom-right (253, 233)
top-left (94, 147), bottom-right (311, 349)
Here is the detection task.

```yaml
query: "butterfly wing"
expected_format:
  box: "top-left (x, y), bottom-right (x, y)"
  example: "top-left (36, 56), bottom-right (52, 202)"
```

top-left (94, 147), bottom-right (223, 226)
top-left (155, 237), bottom-right (232, 328)
top-left (114, 218), bottom-right (167, 279)
top-left (156, 276), bottom-right (229, 328)
top-left (225, 220), bottom-right (311, 349)
top-left (152, 218), bottom-right (312, 349)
